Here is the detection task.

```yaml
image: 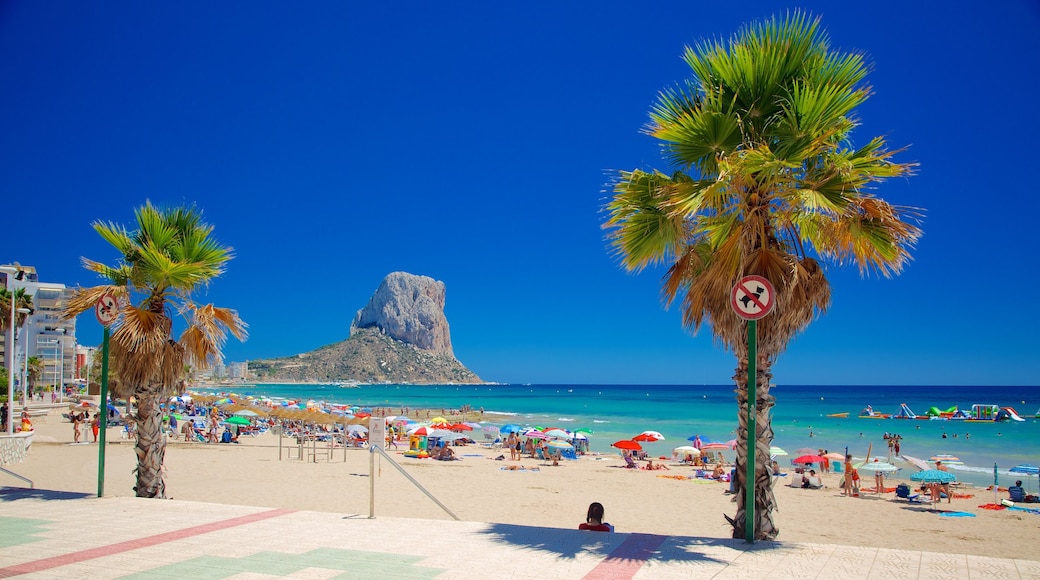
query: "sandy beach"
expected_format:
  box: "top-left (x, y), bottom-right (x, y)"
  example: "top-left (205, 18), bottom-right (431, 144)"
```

top-left (8, 409), bottom-right (1039, 562)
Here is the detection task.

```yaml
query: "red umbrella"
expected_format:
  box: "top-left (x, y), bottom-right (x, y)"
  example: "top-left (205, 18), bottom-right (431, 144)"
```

top-left (611, 440), bottom-right (643, 451)
top-left (632, 433), bottom-right (660, 442)
top-left (449, 423), bottom-right (473, 431)
top-left (699, 442), bottom-right (731, 451)
top-left (793, 455), bottom-right (826, 464)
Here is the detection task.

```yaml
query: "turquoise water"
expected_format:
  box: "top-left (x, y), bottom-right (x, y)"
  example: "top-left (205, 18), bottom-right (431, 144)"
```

top-left (199, 383), bottom-right (1040, 489)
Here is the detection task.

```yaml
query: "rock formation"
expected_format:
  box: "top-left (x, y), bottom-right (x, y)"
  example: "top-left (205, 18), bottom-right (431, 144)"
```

top-left (248, 272), bottom-right (480, 384)
top-left (350, 272), bottom-right (453, 355)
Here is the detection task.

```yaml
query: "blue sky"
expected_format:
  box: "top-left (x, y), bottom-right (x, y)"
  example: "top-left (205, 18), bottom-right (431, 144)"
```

top-left (2, 2), bottom-right (1038, 386)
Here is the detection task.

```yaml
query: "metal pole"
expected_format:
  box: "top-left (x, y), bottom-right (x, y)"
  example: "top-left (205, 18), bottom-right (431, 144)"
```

top-left (21, 343), bottom-right (28, 404)
top-left (97, 327), bottom-right (110, 497)
top-left (745, 319), bottom-right (757, 543)
top-left (6, 287), bottom-right (14, 435)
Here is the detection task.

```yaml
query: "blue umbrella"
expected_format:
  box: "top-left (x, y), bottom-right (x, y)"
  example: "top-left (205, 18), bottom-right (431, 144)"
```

top-left (1009, 464), bottom-right (1039, 476)
top-left (499, 424), bottom-right (523, 434)
top-left (910, 469), bottom-right (957, 483)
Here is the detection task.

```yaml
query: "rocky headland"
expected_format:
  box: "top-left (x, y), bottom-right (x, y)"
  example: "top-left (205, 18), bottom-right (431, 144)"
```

top-left (248, 272), bottom-right (481, 384)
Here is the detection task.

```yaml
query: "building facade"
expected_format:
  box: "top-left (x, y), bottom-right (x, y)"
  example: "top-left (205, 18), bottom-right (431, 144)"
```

top-left (1, 265), bottom-right (77, 392)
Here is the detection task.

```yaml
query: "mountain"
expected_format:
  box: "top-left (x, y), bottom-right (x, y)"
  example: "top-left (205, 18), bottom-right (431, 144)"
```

top-left (247, 272), bottom-right (481, 384)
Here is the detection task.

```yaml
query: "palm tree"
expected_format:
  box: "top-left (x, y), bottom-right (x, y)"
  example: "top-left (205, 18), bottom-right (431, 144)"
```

top-left (0, 285), bottom-right (34, 395)
top-left (603, 12), bottom-right (922, 540)
top-left (63, 201), bottom-right (247, 498)
top-left (26, 356), bottom-right (43, 395)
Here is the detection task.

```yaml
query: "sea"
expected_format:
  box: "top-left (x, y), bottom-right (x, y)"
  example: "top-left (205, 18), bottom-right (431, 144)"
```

top-left (195, 382), bottom-right (1039, 490)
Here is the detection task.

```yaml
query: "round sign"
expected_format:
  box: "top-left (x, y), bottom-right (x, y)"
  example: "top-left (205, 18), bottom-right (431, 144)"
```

top-left (731, 275), bottom-right (775, 320)
top-left (95, 292), bottom-right (118, 326)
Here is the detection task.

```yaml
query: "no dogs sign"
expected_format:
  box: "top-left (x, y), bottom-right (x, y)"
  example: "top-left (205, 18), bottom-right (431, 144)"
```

top-left (731, 275), bottom-right (775, 320)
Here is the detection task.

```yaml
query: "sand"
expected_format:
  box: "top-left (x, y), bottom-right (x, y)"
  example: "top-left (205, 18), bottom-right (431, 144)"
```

top-left (8, 409), bottom-right (1038, 561)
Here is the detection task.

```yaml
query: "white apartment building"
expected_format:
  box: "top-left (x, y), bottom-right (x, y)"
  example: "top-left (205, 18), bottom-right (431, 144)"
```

top-left (2, 265), bottom-right (77, 391)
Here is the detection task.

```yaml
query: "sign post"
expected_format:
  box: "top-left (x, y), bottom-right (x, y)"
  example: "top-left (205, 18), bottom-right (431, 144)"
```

top-left (94, 292), bottom-right (117, 497)
top-left (731, 275), bottom-right (775, 543)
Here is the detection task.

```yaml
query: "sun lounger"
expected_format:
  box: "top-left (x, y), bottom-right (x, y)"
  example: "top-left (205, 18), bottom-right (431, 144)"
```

top-left (623, 455), bottom-right (638, 469)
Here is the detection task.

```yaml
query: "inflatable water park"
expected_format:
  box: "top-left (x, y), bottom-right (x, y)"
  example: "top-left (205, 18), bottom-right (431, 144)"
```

top-left (855, 403), bottom-right (1027, 422)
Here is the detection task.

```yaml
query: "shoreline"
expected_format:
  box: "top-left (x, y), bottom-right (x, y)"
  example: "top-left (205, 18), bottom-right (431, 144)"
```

top-left (9, 408), bottom-right (1040, 561)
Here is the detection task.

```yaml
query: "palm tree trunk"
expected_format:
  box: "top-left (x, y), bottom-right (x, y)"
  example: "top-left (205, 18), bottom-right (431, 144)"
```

top-left (727, 357), bottom-right (779, 540)
top-left (132, 390), bottom-right (167, 498)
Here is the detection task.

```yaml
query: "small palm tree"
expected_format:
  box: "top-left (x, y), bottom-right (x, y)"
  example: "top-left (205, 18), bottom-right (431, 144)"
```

top-left (63, 201), bottom-right (247, 498)
top-left (604, 12), bottom-right (922, 539)
top-left (26, 356), bottom-right (43, 393)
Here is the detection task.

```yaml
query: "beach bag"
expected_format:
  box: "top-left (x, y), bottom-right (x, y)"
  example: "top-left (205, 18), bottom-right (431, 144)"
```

top-left (221, 430), bottom-right (232, 443)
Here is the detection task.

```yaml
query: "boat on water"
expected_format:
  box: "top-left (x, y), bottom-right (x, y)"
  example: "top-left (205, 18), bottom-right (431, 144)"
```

top-left (826, 412), bottom-right (849, 418)
top-left (336, 380), bottom-right (362, 388)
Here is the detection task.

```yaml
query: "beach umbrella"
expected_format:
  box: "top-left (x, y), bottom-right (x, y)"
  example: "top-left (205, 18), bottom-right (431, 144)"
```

top-left (793, 454), bottom-right (825, 465)
top-left (793, 447), bottom-right (818, 456)
top-left (408, 426), bottom-right (434, 436)
top-left (499, 424), bottom-right (523, 434)
top-left (233, 410), bottom-right (260, 417)
top-left (449, 423), bottom-right (473, 431)
top-left (546, 440), bottom-right (573, 450)
top-left (910, 469), bottom-right (957, 484)
top-left (1009, 464), bottom-right (1040, 476)
top-left (575, 428), bottom-right (593, 434)
top-left (523, 429), bottom-right (549, 440)
top-left (225, 416), bottom-right (251, 426)
top-left (543, 428), bottom-right (571, 439)
top-left (611, 440), bottom-right (642, 451)
top-left (672, 445), bottom-right (700, 458)
top-left (858, 460), bottom-right (899, 473)
top-left (824, 452), bottom-right (845, 461)
top-left (430, 416), bottom-right (448, 424)
top-left (640, 430), bottom-right (665, 441)
top-left (699, 442), bottom-right (731, 451)
top-left (769, 446), bottom-right (788, 457)
top-left (345, 425), bottom-right (369, 434)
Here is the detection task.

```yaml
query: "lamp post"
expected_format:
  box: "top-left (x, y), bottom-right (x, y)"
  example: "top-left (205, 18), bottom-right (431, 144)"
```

top-left (15, 308), bottom-right (30, 406)
top-left (1, 266), bottom-right (27, 435)
top-left (56, 329), bottom-right (66, 402)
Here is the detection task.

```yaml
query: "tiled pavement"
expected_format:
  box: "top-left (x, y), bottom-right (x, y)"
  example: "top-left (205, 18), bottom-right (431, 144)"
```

top-left (0, 488), bottom-right (1037, 579)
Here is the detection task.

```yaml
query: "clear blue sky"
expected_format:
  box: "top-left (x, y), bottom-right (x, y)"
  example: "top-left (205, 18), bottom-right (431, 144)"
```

top-left (2, 2), bottom-right (1038, 386)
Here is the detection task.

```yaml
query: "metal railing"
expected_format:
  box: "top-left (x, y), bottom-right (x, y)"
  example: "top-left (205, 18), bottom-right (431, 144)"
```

top-left (368, 444), bottom-right (458, 520)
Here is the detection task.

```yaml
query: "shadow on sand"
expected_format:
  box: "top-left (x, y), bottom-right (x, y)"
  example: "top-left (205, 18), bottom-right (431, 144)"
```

top-left (0, 486), bottom-right (94, 502)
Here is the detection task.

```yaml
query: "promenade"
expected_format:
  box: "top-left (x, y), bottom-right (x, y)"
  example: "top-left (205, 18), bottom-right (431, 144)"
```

top-left (0, 487), bottom-right (1036, 579)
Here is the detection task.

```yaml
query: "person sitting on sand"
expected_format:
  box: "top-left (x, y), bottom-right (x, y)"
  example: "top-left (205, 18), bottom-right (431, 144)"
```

top-left (1009, 480), bottom-right (1026, 502)
top-left (439, 446), bottom-right (456, 460)
top-left (579, 502), bottom-right (613, 532)
top-left (772, 460), bottom-right (782, 476)
top-left (712, 463), bottom-right (726, 479)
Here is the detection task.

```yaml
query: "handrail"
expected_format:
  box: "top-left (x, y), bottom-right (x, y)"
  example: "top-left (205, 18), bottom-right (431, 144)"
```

top-left (0, 432), bottom-right (35, 488)
top-left (369, 444), bottom-right (458, 521)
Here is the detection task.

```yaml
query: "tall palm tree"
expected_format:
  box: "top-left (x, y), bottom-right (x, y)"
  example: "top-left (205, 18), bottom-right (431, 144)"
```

top-left (0, 285), bottom-right (34, 391)
top-left (63, 202), bottom-right (247, 498)
top-left (603, 12), bottom-right (922, 540)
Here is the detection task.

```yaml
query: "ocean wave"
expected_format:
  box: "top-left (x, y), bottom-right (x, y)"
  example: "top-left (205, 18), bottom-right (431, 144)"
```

top-left (483, 411), bottom-right (518, 416)
top-left (593, 420), bottom-right (610, 424)
top-left (557, 418), bottom-right (575, 422)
